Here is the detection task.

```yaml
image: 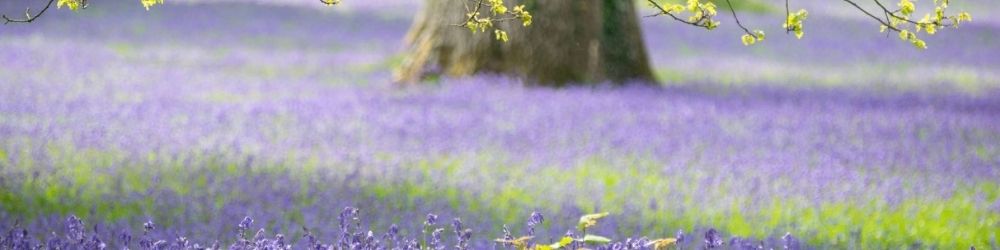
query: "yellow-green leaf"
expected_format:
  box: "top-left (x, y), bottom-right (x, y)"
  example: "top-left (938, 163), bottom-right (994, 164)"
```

top-left (543, 236), bottom-right (574, 249)
top-left (741, 34), bottom-right (756, 46)
top-left (140, 0), bottom-right (164, 11)
top-left (957, 11), bottom-right (972, 22)
top-left (494, 29), bottom-right (509, 43)
top-left (578, 212), bottom-right (609, 230)
top-left (582, 234), bottom-right (611, 245)
top-left (57, 0), bottom-right (81, 11)
top-left (646, 238), bottom-right (678, 250)
top-left (899, 0), bottom-right (916, 16)
top-left (912, 38), bottom-right (927, 49)
top-left (321, 0), bottom-right (341, 5)
top-left (496, 236), bottom-right (533, 250)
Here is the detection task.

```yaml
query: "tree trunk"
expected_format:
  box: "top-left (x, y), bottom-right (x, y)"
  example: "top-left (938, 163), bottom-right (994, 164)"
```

top-left (396, 0), bottom-right (657, 86)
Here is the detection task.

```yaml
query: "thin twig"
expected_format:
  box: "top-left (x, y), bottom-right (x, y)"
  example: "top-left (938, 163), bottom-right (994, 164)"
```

top-left (451, 0), bottom-right (526, 27)
top-left (840, 0), bottom-right (902, 32)
top-left (872, 0), bottom-right (955, 26)
top-left (2, 0), bottom-right (57, 24)
top-left (644, 0), bottom-right (709, 28)
top-left (454, 0), bottom-right (484, 27)
top-left (841, 0), bottom-right (960, 35)
top-left (883, 3), bottom-right (892, 37)
top-left (785, 0), bottom-right (790, 33)
top-left (724, 0), bottom-right (754, 36)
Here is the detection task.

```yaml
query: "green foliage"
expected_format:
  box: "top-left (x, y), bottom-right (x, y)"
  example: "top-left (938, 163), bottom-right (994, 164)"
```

top-left (741, 30), bottom-right (765, 46)
top-left (547, 236), bottom-right (574, 249)
top-left (461, 0), bottom-right (533, 43)
top-left (658, 0), bottom-right (774, 14)
top-left (784, 9), bottom-right (809, 39)
top-left (647, 0), bottom-right (721, 30)
top-left (35, 0), bottom-right (976, 49)
top-left (879, 0), bottom-right (973, 49)
top-left (578, 212), bottom-right (610, 231)
top-left (899, 0), bottom-right (916, 15)
top-left (2, 145), bottom-right (997, 248)
top-left (56, 0), bottom-right (81, 11)
top-left (494, 29), bottom-right (509, 42)
top-left (581, 234), bottom-right (612, 245)
top-left (493, 236), bottom-right (533, 250)
top-left (141, 0), bottom-right (164, 10)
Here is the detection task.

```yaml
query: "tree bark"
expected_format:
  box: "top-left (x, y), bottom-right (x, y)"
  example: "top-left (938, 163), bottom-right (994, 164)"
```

top-left (396, 0), bottom-right (657, 86)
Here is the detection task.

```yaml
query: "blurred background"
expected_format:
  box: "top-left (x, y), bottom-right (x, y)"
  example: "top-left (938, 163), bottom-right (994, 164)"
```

top-left (1, 0), bottom-right (998, 248)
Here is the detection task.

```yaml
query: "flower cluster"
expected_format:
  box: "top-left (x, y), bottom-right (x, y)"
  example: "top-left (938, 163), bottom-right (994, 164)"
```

top-left (460, 0), bottom-right (533, 43)
top-left (648, 0), bottom-right (721, 30)
top-left (740, 30), bottom-right (766, 46)
top-left (874, 0), bottom-right (973, 49)
top-left (56, 0), bottom-right (83, 11)
top-left (56, 0), bottom-right (163, 11)
top-left (140, 0), bottom-right (164, 10)
top-left (320, 0), bottom-right (342, 6)
top-left (1, 211), bottom-right (812, 250)
top-left (17, 0), bottom-right (978, 50)
top-left (783, 9), bottom-right (808, 39)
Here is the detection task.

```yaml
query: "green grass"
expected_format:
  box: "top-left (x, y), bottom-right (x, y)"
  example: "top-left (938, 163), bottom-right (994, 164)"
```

top-left (1, 144), bottom-right (997, 248)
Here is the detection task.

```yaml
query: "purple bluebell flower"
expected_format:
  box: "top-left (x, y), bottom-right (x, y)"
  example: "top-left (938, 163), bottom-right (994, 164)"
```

top-left (527, 212), bottom-right (544, 237)
top-left (143, 221), bottom-right (155, 234)
top-left (782, 232), bottom-right (800, 250)
top-left (174, 236), bottom-right (189, 248)
top-left (273, 234), bottom-right (287, 249)
top-left (237, 216), bottom-right (254, 239)
top-left (429, 228), bottom-right (444, 250)
top-left (120, 230), bottom-right (132, 247)
top-left (452, 218), bottom-right (472, 249)
top-left (151, 240), bottom-right (167, 249)
top-left (424, 214), bottom-right (438, 227)
top-left (64, 215), bottom-right (85, 244)
top-left (704, 228), bottom-right (723, 249)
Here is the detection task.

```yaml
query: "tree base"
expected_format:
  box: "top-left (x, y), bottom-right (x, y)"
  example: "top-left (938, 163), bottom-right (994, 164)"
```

top-left (396, 0), bottom-right (657, 87)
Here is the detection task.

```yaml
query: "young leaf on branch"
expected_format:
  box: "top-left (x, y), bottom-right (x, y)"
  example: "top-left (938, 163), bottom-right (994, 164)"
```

top-left (140, 0), bottom-right (164, 10)
top-left (843, 0), bottom-right (972, 49)
top-left (58, 0), bottom-right (82, 11)
top-left (319, 0), bottom-right (341, 6)
top-left (455, 0), bottom-right (532, 43)
top-left (1, 0), bottom-right (974, 50)
top-left (646, 0), bottom-right (721, 30)
top-left (784, 9), bottom-right (809, 39)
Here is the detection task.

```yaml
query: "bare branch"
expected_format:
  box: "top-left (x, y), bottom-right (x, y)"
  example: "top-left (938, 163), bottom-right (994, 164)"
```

top-left (724, 0), bottom-right (754, 36)
top-left (785, 0), bottom-right (790, 33)
top-left (840, 0), bottom-right (902, 32)
top-left (872, 0), bottom-right (957, 27)
top-left (2, 0), bottom-right (57, 24)
top-left (644, 0), bottom-right (715, 29)
top-left (454, 0), bottom-right (485, 27)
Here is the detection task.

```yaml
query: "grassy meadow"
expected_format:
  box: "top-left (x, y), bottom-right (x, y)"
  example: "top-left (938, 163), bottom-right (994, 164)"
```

top-left (1, 0), bottom-right (999, 249)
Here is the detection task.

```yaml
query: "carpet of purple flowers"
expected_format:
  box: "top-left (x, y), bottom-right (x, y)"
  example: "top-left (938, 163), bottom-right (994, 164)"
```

top-left (2, 209), bottom-right (806, 249)
top-left (1, 0), bottom-right (999, 249)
